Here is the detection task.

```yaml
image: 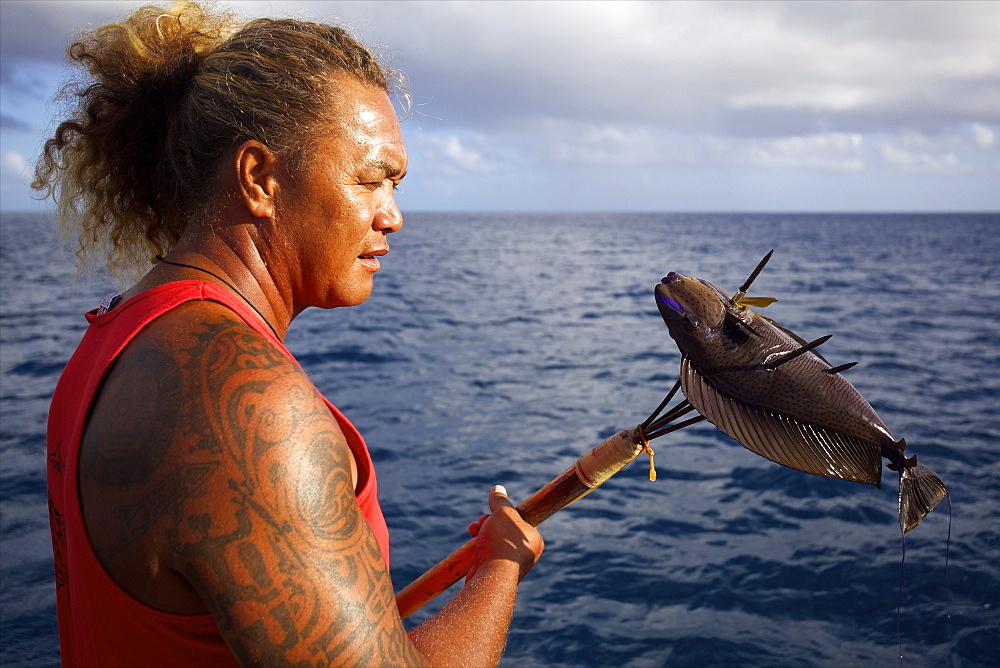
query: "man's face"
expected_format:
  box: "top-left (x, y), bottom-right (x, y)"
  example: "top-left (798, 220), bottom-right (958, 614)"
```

top-left (276, 74), bottom-right (408, 312)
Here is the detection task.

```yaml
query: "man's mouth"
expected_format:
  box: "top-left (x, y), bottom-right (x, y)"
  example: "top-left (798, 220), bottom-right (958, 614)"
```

top-left (358, 247), bottom-right (388, 270)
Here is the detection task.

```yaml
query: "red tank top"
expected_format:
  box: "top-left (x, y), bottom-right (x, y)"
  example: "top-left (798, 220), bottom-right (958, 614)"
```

top-left (46, 281), bottom-right (390, 666)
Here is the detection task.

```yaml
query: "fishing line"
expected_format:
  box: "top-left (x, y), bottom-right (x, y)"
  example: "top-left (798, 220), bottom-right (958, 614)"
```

top-left (896, 492), bottom-right (953, 662)
top-left (944, 493), bottom-right (953, 621)
top-left (897, 526), bottom-right (906, 661)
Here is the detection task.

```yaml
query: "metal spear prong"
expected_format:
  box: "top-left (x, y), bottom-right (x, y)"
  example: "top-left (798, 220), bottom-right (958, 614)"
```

top-left (640, 377), bottom-right (708, 441)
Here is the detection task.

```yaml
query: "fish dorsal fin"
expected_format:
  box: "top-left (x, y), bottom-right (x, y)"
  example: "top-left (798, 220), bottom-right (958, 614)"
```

top-left (680, 357), bottom-right (882, 485)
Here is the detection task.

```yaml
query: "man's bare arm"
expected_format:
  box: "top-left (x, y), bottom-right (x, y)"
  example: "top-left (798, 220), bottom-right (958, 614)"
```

top-left (81, 302), bottom-right (541, 666)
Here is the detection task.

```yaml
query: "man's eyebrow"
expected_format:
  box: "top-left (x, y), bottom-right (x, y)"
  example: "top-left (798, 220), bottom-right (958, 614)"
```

top-left (368, 158), bottom-right (406, 180)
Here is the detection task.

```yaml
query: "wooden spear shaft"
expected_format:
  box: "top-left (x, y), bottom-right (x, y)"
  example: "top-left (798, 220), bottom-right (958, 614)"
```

top-left (395, 428), bottom-right (646, 619)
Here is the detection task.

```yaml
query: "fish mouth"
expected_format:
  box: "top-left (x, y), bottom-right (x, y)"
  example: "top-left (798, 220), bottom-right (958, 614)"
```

top-left (655, 277), bottom-right (713, 332)
top-left (661, 272), bottom-right (681, 284)
top-left (657, 294), bottom-right (686, 315)
top-left (655, 284), bottom-right (693, 322)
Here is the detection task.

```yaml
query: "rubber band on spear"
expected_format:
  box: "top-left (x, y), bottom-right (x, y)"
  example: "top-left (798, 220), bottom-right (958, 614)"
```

top-left (395, 378), bottom-right (705, 619)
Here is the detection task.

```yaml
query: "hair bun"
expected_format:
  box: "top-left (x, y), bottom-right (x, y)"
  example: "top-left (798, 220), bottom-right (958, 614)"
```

top-left (68, 1), bottom-right (228, 103)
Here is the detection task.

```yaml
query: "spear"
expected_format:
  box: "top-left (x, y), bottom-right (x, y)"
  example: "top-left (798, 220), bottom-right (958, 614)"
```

top-left (395, 379), bottom-right (703, 619)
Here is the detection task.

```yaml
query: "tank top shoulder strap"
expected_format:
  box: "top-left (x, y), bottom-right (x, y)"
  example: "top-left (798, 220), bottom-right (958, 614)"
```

top-left (89, 280), bottom-right (281, 346)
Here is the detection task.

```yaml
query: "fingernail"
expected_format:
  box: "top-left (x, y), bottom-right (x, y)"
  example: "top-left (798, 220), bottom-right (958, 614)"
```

top-left (494, 484), bottom-right (507, 494)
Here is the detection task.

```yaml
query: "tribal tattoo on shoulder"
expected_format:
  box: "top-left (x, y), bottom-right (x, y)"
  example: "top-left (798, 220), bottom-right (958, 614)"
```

top-left (86, 311), bottom-right (421, 665)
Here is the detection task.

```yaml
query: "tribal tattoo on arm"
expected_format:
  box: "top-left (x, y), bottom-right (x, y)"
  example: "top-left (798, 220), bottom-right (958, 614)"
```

top-left (81, 305), bottom-right (425, 666)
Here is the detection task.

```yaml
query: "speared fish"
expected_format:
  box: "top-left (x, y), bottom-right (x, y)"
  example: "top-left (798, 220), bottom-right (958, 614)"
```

top-left (648, 251), bottom-right (947, 533)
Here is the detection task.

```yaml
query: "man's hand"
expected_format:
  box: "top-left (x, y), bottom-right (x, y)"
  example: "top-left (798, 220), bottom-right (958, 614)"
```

top-left (467, 485), bottom-right (544, 582)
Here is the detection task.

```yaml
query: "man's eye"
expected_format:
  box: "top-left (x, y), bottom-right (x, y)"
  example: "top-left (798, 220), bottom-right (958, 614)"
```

top-left (361, 179), bottom-right (402, 193)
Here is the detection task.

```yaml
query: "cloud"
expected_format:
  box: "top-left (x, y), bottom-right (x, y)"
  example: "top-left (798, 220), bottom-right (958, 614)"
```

top-left (1, 113), bottom-right (33, 132)
top-left (878, 132), bottom-right (969, 174)
top-left (875, 125), bottom-right (1000, 174)
top-left (325, 0), bottom-right (1000, 139)
top-left (878, 142), bottom-right (961, 174)
top-left (0, 1), bottom-right (125, 88)
top-left (497, 120), bottom-right (998, 178)
top-left (1, 0), bottom-right (997, 211)
top-left (6, 1), bottom-right (999, 138)
top-left (724, 133), bottom-right (865, 172)
top-left (972, 123), bottom-right (996, 150)
top-left (407, 132), bottom-right (496, 176)
top-left (532, 120), bottom-right (862, 171)
top-left (1, 150), bottom-right (30, 184)
top-left (541, 122), bottom-right (659, 168)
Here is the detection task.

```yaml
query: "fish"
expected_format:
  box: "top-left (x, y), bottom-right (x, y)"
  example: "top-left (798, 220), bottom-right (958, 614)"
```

top-left (653, 252), bottom-right (947, 533)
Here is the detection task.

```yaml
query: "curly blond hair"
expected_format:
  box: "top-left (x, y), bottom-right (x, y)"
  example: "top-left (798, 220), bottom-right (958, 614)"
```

top-left (33, 1), bottom-right (399, 282)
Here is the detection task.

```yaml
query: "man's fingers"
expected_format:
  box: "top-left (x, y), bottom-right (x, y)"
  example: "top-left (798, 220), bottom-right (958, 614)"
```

top-left (468, 514), bottom-right (489, 537)
top-left (467, 483), bottom-right (545, 583)
top-left (488, 484), bottom-right (513, 512)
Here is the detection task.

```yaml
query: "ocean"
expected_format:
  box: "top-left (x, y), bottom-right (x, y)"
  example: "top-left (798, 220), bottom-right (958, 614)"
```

top-left (1, 211), bottom-right (998, 666)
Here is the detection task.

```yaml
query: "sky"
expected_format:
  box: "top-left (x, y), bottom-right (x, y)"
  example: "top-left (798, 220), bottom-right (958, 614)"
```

top-left (1, 0), bottom-right (998, 213)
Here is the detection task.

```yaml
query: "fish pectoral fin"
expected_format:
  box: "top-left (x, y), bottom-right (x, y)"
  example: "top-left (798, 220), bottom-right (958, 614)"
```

top-left (899, 465), bottom-right (947, 533)
top-left (679, 359), bottom-right (882, 485)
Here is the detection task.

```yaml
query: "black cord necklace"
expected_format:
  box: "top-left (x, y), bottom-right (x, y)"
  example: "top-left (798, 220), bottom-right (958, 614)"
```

top-left (155, 255), bottom-right (281, 340)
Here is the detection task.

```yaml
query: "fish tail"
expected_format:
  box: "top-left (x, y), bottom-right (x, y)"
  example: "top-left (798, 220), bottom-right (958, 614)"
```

top-left (898, 463), bottom-right (947, 534)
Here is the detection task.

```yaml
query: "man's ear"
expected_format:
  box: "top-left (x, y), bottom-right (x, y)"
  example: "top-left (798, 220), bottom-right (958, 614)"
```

top-left (235, 140), bottom-right (279, 219)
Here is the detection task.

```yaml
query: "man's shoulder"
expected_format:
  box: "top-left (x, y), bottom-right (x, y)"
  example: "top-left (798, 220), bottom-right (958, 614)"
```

top-left (121, 298), bottom-right (334, 440)
top-left (79, 297), bottom-right (361, 613)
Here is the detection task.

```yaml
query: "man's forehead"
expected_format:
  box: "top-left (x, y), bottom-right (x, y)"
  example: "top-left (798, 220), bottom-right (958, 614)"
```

top-left (343, 92), bottom-right (403, 140)
top-left (354, 102), bottom-right (382, 127)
